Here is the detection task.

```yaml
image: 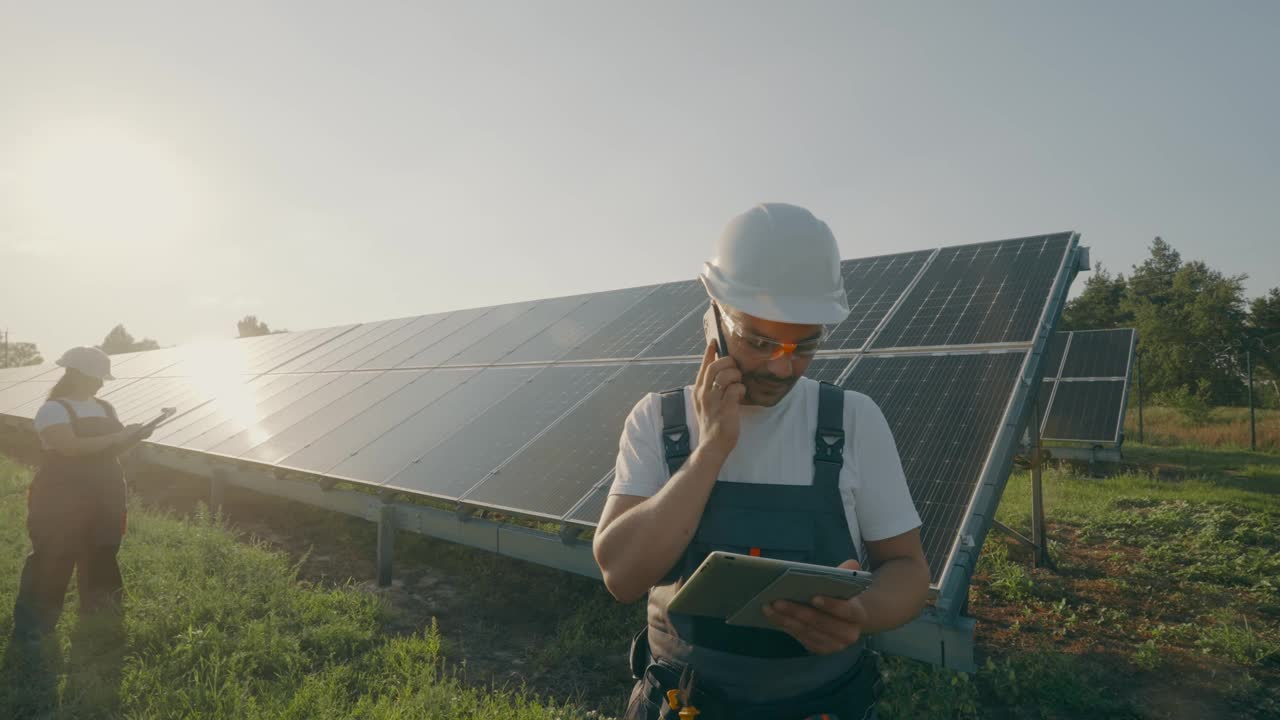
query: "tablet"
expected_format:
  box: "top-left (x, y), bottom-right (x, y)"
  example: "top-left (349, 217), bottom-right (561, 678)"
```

top-left (138, 407), bottom-right (178, 434)
top-left (666, 551), bottom-right (873, 622)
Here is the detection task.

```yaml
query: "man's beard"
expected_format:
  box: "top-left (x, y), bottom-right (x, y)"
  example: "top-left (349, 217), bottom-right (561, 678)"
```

top-left (742, 370), bottom-right (800, 406)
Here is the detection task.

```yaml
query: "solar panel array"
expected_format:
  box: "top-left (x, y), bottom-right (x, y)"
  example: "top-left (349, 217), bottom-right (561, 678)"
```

top-left (0, 232), bottom-right (1079, 586)
top-left (1036, 328), bottom-right (1136, 445)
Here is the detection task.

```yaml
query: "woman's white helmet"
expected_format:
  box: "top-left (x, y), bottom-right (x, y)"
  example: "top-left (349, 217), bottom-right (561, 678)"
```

top-left (56, 346), bottom-right (114, 381)
top-left (699, 203), bottom-right (850, 325)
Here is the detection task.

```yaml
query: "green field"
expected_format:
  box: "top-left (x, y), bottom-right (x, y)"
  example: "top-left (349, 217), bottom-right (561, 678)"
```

top-left (1, 443), bottom-right (1277, 719)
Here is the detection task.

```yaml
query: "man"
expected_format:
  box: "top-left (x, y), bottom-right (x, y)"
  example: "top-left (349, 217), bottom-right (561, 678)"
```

top-left (594, 203), bottom-right (930, 720)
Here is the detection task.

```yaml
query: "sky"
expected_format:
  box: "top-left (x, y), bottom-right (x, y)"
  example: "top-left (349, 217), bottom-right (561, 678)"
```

top-left (2, 1), bottom-right (1277, 357)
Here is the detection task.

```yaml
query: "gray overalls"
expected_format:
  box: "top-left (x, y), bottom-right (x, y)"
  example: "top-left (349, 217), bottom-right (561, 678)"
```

top-left (13, 398), bottom-right (128, 641)
top-left (624, 382), bottom-right (881, 720)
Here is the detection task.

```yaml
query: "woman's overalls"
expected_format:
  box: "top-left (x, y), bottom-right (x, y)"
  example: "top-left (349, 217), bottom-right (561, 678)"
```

top-left (624, 382), bottom-right (881, 720)
top-left (12, 398), bottom-right (128, 641)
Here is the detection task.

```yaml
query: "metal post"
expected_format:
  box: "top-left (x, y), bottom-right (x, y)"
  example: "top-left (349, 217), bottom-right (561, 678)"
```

top-left (377, 501), bottom-right (395, 587)
top-left (1247, 349), bottom-right (1256, 452)
top-left (1030, 404), bottom-right (1049, 568)
top-left (210, 468), bottom-right (227, 514)
top-left (1136, 351), bottom-right (1144, 444)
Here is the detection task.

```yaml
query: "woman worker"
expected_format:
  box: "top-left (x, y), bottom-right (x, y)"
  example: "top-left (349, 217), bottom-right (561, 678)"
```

top-left (11, 346), bottom-right (151, 643)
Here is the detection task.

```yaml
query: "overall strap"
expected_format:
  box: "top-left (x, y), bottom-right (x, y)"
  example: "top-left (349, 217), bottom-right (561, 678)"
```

top-left (659, 389), bottom-right (691, 475)
top-left (96, 399), bottom-right (119, 423)
top-left (53, 398), bottom-right (80, 423)
top-left (813, 382), bottom-right (847, 492)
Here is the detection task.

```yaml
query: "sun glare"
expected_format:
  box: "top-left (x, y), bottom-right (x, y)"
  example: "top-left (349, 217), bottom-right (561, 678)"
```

top-left (179, 338), bottom-right (271, 445)
top-left (14, 125), bottom-right (202, 256)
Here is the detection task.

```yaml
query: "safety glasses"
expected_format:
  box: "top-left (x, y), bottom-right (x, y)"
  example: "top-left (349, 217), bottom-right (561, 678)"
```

top-left (718, 310), bottom-right (826, 361)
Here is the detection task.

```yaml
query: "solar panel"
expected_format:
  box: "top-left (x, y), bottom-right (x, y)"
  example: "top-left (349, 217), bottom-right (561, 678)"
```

top-left (871, 234), bottom-right (1072, 349)
top-left (318, 368), bottom-right (479, 481)
top-left (155, 374), bottom-right (316, 448)
top-left (840, 351), bottom-right (1028, 581)
top-left (325, 313), bottom-right (453, 371)
top-left (826, 250), bottom-right (935, 351)
top-left (152, 374), bottom-right (310, 445)
top-left (385, 364), bottom-right (618, 499)
top-left (270, 317), bottom-right (419, 374)
top-left (501, 287), bottom-right (652, 363)
top-left (635, 301), bottom-right (710, 358)
top-left (561, 281), bottom-right (705, 360)
top-left (1059, 329), bottom-right (1135, 379)
top-left (0, 381), bottom-right (56, 415)
top-left (566, 478), bottom-right (612, 525)
top-left (1041, 380), bottom-right (1126, 444)
top-left (241, 370), bottom-right (422, 465)
top-left (208, 372), bottom-right (382, 459)
top-left (1037, 328), bottom-right (1135, 445)
top-left (462, 362), bottom-right (698, 519)
top-left (397, 302), bottom-right (540, 368)
top-left (445, 295), bottom-right (589, 365)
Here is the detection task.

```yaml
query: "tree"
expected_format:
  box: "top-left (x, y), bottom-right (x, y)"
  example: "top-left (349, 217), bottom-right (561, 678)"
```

top-left (0, 340), bottom-right (43, 368)
top-left (237, 315), bottom-right (272, 338)
top-left (1061, 263), bottom-right (1131, 330)
top-left (98, 324), bottom-right (161, 355)
top-left (1248, 287), bottom-right (1280, 404)
top-left (1122, 237), bottom-right (1249, 405)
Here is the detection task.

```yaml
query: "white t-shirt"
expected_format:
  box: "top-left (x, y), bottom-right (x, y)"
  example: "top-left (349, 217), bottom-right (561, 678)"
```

top-left (34, 399), bottom-right (110, 449)
top-left (611, 376), bottom-right (921, 564)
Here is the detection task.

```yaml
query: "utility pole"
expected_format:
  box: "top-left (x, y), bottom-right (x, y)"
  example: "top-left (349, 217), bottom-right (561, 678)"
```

top-left (1136, 350), bottom-right (1144, 444)
top-left (1247, 349), bottom-right (1256, 452)
top-left (2, 328), bottom-right (8, 369)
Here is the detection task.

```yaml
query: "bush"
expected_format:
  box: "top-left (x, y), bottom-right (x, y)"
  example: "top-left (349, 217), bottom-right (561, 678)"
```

top-left (1158, 379), bottom-right (1215, 425)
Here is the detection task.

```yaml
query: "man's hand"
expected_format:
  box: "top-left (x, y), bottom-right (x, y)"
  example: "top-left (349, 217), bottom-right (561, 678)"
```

top-left (762, 559), bottom-right (869, 655)
top-left (695, 340), bottom-right (745, 460)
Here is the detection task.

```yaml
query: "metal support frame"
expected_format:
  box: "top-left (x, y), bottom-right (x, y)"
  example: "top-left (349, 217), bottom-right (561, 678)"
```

top-left (997, 404), bottom-right (1053, 569)
top-left (1029, 404), bottom-right (1051, 569)
top-left (1044, 445), bottom-right (1121, 465)
top-left (377, 500), bottom-right (395, 587)
top-left (210, 468), bottom-right (228, 514)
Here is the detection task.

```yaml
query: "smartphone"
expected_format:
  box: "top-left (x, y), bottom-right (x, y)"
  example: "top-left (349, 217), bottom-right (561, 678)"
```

top-left (708, 303), bottom-right (730, 358)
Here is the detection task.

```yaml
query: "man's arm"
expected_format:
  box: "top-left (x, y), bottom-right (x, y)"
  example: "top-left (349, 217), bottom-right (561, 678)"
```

top-left (594, 341), bottom-right (745, 603)
top-left (594, 444), bottom-right (727, 603)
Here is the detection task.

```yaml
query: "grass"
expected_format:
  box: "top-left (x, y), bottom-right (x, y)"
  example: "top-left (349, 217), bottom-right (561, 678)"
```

top-left (0, 458), bottom-right (603, 720)
top-left (2, 443), bottom-right (1278, 719)
top-left (1127, 404), bottom-right (1280, 451)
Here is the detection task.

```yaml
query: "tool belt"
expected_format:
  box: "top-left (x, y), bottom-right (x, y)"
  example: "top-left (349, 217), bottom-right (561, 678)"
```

top-left (626, 630), bottom-right (882, 720)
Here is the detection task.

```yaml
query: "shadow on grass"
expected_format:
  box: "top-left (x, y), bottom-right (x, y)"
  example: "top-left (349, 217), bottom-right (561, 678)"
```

top-left (1122, 445), bottom-right (1280, 495)
top-left (1, 633), bottom-right (60, 718)
top-left (0, 610), bottom-right (126, 719)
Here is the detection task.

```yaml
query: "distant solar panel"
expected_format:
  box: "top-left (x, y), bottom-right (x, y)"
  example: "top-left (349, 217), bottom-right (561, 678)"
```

top-left (1037, 328), bottom-right (1136, 445)
top-left (0, 232), bottom-right (1083, 594)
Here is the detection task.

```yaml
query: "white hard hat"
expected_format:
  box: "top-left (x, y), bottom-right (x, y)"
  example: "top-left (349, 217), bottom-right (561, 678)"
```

top-left (56, 346), bottom-right (114, 381)
top-left (699, 203), bottom-right (850, 325)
